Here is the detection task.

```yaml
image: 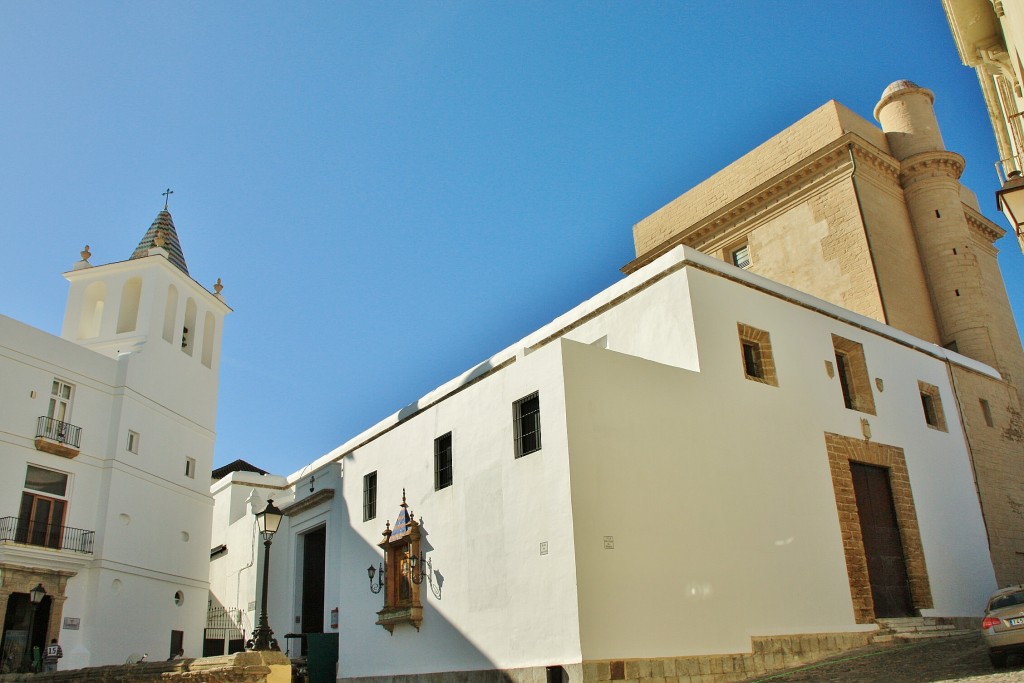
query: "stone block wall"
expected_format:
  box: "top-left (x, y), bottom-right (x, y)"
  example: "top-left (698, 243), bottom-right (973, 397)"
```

top-left (950, 366), bottom-right (1024, 587)
top-left (0, 651), bottom-right (290, 683)
top-left (340, 631), bottom-right (874, 683)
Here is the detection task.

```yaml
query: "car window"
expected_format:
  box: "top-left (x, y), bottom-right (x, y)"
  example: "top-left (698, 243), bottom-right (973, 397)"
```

top-left (990, 591), bottom-right (1024, 611)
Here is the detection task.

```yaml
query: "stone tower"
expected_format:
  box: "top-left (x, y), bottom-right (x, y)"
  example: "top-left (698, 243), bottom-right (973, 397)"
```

top-left (875, 80), bottom-right (1024, 385)
top-left (626, 81), bottom-right (1024, 585)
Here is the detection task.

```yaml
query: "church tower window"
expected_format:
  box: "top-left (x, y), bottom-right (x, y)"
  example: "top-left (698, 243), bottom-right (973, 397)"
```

top-left (116, 277), bottom-right (142, 334)
top-left (201, 312), bottom-right (216, 368)
top-left (182, 299), bottom-right (197, 354)
top-left (77, 282), bottom-right (106, 339)
top-left (162, 285), bottom-right (178, 343)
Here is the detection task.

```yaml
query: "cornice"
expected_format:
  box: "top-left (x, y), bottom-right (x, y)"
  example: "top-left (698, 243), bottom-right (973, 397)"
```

top-left (964, 204), bottom-right (1006, 245)
top-left (625, 134), bottom-right (895, 273)
top-left (898, 151), bottom-right (966, 184)
top-left (281, 488), bottom-right (335, 516)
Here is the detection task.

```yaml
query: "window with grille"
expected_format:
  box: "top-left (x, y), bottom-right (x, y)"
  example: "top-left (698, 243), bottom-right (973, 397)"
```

top-left (513, 392), bottom-right (541, 458)
top-left (363, 471), bottom-right (377, 521)
top-left (434, 432), bottom-right (453, 490)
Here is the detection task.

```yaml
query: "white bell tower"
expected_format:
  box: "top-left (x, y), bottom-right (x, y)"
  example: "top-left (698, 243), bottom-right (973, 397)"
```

top-left (59, 206), bottom-right (231, 424)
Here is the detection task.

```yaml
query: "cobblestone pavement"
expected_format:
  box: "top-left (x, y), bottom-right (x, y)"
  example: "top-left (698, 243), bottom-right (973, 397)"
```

top-left (738, 634), bottom-right (1024, 682)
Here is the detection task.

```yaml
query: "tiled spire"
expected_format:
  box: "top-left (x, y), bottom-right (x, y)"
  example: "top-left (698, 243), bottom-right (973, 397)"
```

top-left (129, 209), bottom-right (189, 275)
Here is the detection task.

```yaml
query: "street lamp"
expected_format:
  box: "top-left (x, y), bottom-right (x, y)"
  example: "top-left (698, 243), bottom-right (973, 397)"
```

top-left (247, 499), bottom-right (283, 651)
top-left (997, 170), bottom-right (1024, 237)
top-left (22, 583), bottom-right (46, 672)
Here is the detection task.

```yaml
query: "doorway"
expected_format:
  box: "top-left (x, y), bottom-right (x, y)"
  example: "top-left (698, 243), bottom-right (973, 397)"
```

top-left (0, 594), bottom-right (52, 673)
top-left (300, 526), bottom-right (326, 656)
top-left (850, 462), bottom-right (915, 617)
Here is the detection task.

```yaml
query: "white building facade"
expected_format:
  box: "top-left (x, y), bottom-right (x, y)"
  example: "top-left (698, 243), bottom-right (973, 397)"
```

top-left (0, 210), bottom-right (229, 671)
top-left (212, 246), bottom-right (996, 682)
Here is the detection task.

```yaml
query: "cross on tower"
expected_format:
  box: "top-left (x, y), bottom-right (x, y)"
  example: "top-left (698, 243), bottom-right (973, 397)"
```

top-left (162, 188), bottom-right (174, 210)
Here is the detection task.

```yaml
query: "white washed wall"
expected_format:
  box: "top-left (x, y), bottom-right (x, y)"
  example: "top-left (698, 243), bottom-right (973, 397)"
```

top-left (564, 263), bottom-right (994, 660)
top-left (0, 251), bottom-right (225, 667)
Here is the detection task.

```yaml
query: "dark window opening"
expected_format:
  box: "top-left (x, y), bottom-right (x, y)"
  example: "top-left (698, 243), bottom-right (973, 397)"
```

top-left (921, 393), bottom-right (938, 427)
top-left (362, 472), bottom-right (377, 522)
top-left (513, 392), bottom-right (542, 458)
top-left (836, 352), bottom-right (854, 409)
top-left (742, 341), bottom-right (762, 378)
top-left (434, 432), bottom-right (453, 490)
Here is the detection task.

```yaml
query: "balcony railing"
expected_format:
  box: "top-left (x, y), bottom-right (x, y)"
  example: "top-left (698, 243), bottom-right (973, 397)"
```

top-left (35, 416), bottom-right (82, 458)
top-left (36, 416), bottom-right (82, 448)
top-left (0, 516), bottom-right (95, 554)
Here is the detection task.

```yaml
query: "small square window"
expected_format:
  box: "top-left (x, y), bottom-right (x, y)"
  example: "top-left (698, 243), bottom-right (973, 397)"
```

top-left (737, 323), bottom-right (778, 386)
top-left (185, 457), bottom-right (196, 479)
top-left (363, 471), bottom-right (377, 521)
top-left (513, 392), bottom-right (542, 458)
top-left (434, 432), bottom-right (453, 490)
top-left (918, 381), bottom-right (947, 432)
top-left (731, 244), bottom-right (751, 269)
top-left (127, 431), bottom-right (140, 454)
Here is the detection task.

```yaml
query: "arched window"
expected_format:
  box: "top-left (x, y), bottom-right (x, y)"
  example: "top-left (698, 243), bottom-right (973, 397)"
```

top-left (77, 282), bottom-right (106, 339)
top-left (201, 312), bottom-right (215, 368)
top-left (162, 285), bottom-right (179, 343)
top-left (182, 299), bottom-right (197, 355)
top-left (116, 278), bottom-right (142, 334)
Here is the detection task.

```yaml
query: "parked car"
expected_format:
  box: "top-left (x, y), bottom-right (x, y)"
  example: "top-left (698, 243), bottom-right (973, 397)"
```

top-left (983, 585), bottom-right (1024, 668)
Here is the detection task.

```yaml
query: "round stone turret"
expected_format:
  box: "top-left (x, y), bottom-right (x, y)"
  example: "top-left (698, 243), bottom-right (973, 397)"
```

top-left (874, 80), bottom-right (945, 160)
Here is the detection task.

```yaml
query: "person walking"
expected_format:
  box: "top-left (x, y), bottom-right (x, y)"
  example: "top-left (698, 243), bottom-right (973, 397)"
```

top-left (42, 639), bottom-right (62, 673)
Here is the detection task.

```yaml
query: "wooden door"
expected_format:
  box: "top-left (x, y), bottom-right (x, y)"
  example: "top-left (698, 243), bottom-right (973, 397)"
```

top-left (851, 463), bottom-right (914, 617)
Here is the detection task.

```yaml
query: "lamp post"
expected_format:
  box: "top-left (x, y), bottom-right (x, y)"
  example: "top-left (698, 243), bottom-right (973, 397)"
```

top-left (247, 499), bottom-right (283, 651)
top-left (22, 583), bottom-right (46, 672)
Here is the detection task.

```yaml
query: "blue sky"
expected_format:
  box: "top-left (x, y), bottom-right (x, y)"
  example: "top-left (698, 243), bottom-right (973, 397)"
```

top-left (2, 2), bottom-right (1019, 475)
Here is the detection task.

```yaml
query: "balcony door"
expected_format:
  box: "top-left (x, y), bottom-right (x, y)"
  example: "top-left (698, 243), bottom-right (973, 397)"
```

top-left (16, 494), bottom-right (65, 549)
top-left (17, 466), bottom-right (70, 550)
top-left (47, 381), bottom-right (73, 422)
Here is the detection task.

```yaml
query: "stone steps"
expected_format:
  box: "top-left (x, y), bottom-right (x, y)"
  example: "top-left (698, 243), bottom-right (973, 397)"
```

top-left (872, 617), bottom-right (976, 644)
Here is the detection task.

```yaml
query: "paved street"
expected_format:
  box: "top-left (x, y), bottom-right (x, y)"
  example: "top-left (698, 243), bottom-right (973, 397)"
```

top-left (739, 634), bottom-right (1024, 682)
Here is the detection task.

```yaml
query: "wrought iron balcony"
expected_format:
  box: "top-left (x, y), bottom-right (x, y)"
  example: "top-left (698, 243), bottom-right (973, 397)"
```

top-left (0, 516), bottom-right (94, 554)
top-left (35, 416), bottom-right (82, 458)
